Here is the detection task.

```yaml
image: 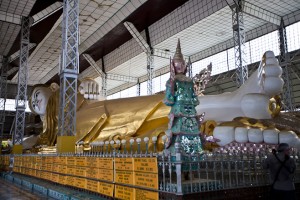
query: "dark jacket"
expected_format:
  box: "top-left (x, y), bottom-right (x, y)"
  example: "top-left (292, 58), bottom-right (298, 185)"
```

top-left (263, 152), bottom-right (296, 191)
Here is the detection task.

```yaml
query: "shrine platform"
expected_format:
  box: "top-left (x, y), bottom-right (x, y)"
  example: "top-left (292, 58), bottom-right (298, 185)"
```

top-left (1, 172), bottom-right (108, 200)
top-left (2, 172), bottom-right (300, 200)
top-left (0, 177), bottom-right (51, 200)
top-left (1, 152), bottom-right (299, 200)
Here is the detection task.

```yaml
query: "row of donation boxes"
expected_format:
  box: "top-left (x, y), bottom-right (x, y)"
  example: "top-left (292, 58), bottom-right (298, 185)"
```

top-left (0, 155), bottom-right (159, 200)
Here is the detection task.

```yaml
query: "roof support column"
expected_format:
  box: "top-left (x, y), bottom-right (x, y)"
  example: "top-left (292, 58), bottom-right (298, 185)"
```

top-left (57, 0), bottom-right (79, 153)
top-left (232, 0), bottom-right (248, 87)
top-left (137, 79), bottom-right (140, 96)
top-left (124, 22), bottom-right (154, 95)
top-left (101, 58), bottom-right (107, 98)
top-left (145, 27), bottom-right (154, 95)
top-left (187, 57), bottom-right (193, 78)
top-left (147, 52), bottom-right (154, 95)
top-left (278, 18), bottom-right (294, 111)
top-left (0, 57), bottom-right (9, 147)
top-left (13, 17), bottom-right (32, 154)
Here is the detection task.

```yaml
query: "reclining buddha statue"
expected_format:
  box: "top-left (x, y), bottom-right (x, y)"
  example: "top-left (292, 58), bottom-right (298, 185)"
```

top-left (26, 40), bottom-right (300, 153)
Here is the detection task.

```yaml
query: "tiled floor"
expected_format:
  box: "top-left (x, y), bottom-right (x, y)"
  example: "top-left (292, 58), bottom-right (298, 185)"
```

top-left (0, 179), bottom-right (51, 200)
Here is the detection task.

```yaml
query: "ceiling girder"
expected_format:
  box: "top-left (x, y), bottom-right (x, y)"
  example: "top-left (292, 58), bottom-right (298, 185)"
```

top-left (124, 21), bottom-right (150, 53)
top-left (83, 54), bottom-right (138, 83)
top-left (32, 2), bottom-right (63, 26)
top-left (9, 43), bottom-right (36, 62)
top-left (243, 1), bottom-right (281, 26)
top-left (82, 54), bottom-right (105, 77)
top-left (0, 2), bottom-right (63, 26)
top-left (0, 11), bottom-right (21, 25)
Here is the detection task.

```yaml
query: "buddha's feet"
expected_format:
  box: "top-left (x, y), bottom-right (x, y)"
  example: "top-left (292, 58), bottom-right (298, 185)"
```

top-left (197, 51), bottom-right (283, 121)
top-left (213, 126), bottom-right (300, 150)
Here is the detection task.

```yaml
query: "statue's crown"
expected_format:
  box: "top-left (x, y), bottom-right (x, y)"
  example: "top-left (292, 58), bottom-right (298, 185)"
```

top-left (172, 39), bottom-right (186, 74)
top-left (173, 39), bottom-right (184, 61)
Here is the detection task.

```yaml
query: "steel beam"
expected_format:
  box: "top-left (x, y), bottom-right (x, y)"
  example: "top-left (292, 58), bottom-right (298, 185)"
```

top-left (101, 74), bottom-right (107, 97)
top-left (6, 67), bottom-right (19, 77)
top-left (107, 74), bottom-right (137, 83)
top-left (146, 52), bottom-right (154, 95)
top-left (79, 1), bottom-right (146, 54)
top-left (58, 0), bottom-right (79, 137)
top-left (0, 57), bottom-right (9, 146)
top-left (7, 2), bottom-right (62, 82)
top-left (13, 17), bottom-right (32, 146)
top-left (101, 58), bottom-right (107, 97)
top-left (243, 1), bottom-right (281, 26)
top-left (0, 2), bottom-right (63, 26)
top-left (9, 43), bottom-right (36, 62)
top-left (290, 66), bottom-right (300, 82)
top-left (32, 2), bottom-right (63, 26)
top-left (0, 11), bottom-right (22, 25)
top-left (231, 0), bottom-right (248, 87)
top-left (124, 22), bottom-right (150, 53)
top-left (152, 48), bottom-right (188, 60)
top-left (124, 22), bottom-right (154, 95)
top-left (82, 54), bottom-right (104, 77)
top-left (278, 18), bottom-right (294, 111)
top-left (187, 57), bottom-right (193, 78)
top-left (82, 54), bottom-right (106, 97)
top-left (137, 79), bottom-right (140, 96)
top-left (83, 53), bottom-right (138, 83)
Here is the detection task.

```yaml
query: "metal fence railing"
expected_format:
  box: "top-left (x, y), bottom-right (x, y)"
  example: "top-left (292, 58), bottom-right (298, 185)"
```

top-left (157, 149), bottom-right (300, 194)
top-left (1, 141), bottom-right (299, 197)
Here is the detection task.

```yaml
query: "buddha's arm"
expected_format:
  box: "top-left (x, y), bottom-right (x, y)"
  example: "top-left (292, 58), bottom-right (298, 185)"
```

top-left (76, 102), bottom-right (108, 143)
top-left (76, 94), bottom-right (169, 143)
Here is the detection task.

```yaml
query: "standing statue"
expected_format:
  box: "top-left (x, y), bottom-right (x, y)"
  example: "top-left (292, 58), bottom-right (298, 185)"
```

top-left (163, 39), bottom-right (204, 155)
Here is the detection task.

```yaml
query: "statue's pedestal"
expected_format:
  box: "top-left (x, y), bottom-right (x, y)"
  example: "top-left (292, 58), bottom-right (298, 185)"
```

top-left (56, 136), bottom-right (75, 153)
top-left (12, 145), bottom-right (22, 154)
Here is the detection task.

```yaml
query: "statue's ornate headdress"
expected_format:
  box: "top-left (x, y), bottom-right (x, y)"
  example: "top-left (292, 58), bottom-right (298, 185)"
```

top-left (170, 39), bottom-right (187, 94)
top-left (173, 39), bottom-right (184, 62)
top-left (172, 39), bottom-right (186, 74)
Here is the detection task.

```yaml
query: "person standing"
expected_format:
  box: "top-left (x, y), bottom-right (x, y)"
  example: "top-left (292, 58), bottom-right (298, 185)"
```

top-left (263, 143), bottom-right (297, 200)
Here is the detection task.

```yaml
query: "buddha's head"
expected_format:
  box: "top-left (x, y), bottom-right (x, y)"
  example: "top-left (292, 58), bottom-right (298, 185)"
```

top-left (172, 39), bottom-right (186, 74)
top-left (29, 83), bottom-right (58, 116)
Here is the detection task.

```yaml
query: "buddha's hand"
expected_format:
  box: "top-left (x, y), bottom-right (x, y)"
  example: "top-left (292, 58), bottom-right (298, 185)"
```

top-left (79, 78), bottom-right (101, 100)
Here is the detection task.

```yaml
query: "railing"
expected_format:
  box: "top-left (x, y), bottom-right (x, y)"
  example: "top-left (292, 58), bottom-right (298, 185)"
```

top-left (157, 151), bottom-right (300, 194)
top-left (90, 138), bottom-right (300, 195)
top-left (1, 141), bottom-right (299, 197)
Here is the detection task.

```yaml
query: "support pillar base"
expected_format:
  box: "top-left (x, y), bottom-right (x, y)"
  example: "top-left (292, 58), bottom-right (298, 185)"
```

top-left (57, 136), bottom-right (76, 153)
top-left (12, 145), bottom-right (23, 154)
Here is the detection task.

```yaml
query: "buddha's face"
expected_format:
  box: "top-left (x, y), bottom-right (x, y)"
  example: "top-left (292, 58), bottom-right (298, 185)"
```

top-left (29, 86), bottom-right (52, 115)
top-left (173, 59), bottom-right (186, 74)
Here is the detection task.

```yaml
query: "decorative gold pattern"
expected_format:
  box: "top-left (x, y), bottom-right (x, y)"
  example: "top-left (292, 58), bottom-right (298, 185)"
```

top-left (268, 95), bottom-right (281, 118)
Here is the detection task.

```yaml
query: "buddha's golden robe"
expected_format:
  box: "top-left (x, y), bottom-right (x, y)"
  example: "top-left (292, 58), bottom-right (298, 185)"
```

top-left (40, 91), bottom-right (171, 151)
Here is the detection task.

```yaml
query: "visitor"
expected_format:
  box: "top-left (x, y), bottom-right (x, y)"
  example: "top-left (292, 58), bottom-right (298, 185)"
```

top-left (263, 143), bottom-right (297, 200)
